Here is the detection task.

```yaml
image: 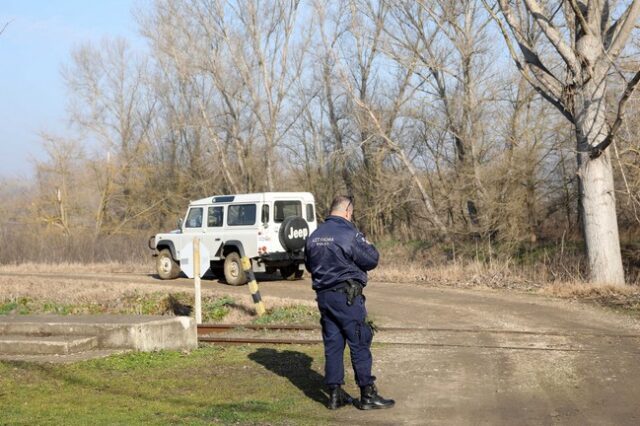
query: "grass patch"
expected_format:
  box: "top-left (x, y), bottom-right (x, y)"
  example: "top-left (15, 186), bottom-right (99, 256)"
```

top-left (253, 305), bottom-right (320, 326)
top-left (0, 301), bottom-right (20, 315)
top-left (0, 346), bottom-right (333, 425)
top-left (203, 296), bottom-right (235, 322)
top-left (0, 289), bottom-right (321, 325)
top-left (0, 292), bottom-right (238, 323)
top-left (0, 297), bottom-right (31, 315)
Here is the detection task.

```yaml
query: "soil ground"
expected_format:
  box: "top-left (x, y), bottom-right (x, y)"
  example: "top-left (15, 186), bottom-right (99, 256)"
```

top-left (2, 271), bottom-right (640, 425)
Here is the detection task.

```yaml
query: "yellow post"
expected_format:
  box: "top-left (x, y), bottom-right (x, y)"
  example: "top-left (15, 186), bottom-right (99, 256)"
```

top-left (194, 238), bottom-right (202, 324)
top-left (241, 256), bottom-right (266, 316)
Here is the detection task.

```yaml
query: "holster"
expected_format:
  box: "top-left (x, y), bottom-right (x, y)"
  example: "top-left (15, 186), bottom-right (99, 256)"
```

top-left (342, 279), bottom-right (363, 306)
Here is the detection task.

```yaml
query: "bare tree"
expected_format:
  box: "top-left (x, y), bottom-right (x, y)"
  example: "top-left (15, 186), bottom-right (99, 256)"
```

top-left (140, 1), bottom-right (241, 195)
top-left (62, 38), bottom-right (158, 235)
top-left (316, 0), bottom-right (356, 197)
top-left (141, 0), bottom-right (309, 193)
top-left (33, 134), bottom-right (84, 236)
top-left (485, 0), bottom-right (640, 285)
top-left (325, 1), bottom-right (451, 239)
top-left (384, 0), bottom-right (498, 237)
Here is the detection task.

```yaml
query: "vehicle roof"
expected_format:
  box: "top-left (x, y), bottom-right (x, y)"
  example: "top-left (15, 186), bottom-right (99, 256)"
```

top-left (189, 192), bottom-right (315, 206)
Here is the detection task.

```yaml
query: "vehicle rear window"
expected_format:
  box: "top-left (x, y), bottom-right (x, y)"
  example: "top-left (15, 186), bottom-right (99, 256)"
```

top-left (306, 204), bottom-right (315, 222)
top-left (207, 206), bottom-right (224, 227)
top-left (262, 204), bottom-right (269, 223)
top-left (274, 200), bottom-right (302, 223)
top-left (227, 204), bottom-right (257, 226)
top-left (185, 207), bottom-right (203, 228)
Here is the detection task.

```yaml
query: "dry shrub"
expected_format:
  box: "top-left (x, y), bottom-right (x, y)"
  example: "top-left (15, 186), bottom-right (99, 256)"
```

top-left (371, 239), bottom-right (592, 289)
top-left (371, 259), bottom-right (540, 290)
top-left (1, 226), bottom-right (638, 289)
top-left (0, 226), bottom-right (151, 265)
top-left (543, 282), bottom-right (640, 311)
top-left (0, 261), bottom-right (152, 274)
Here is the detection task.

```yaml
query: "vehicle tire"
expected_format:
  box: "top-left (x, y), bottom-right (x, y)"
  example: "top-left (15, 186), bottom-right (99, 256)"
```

top-left (279, 216), bottom-right (309, 251)
top-left (224, 252), bottom-right (247, 286)
top-left (156, 249), bottom-right (180, 280)
top-left (280, 265), bottom-right (303, 281)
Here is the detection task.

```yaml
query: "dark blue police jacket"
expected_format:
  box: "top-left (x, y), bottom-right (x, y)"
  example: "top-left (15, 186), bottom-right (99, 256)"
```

top-left (304, 215), bottom-right (379, 292)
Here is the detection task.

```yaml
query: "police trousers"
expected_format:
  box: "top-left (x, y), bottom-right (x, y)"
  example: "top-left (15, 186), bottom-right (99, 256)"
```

top-left (316, 289), bottom-right (374, 387)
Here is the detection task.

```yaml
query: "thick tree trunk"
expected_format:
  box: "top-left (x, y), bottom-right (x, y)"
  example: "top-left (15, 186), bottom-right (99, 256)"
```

top-left (576, 147), bottom-right (625, 285)
top-left (575, 40), bottom-right (625, 285)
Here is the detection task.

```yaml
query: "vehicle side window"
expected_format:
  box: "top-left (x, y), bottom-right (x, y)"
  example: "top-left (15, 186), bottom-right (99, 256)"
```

top-left (274, 201), bottom-right (301, 223)
top-left (306, 204), bottom-right (315, 222)
top-left (207, 206), bottom-right (224, 227)
top-left (185, 207), bottom-right (203, 228)
top-left (227, 204), bottom-right (257, 226)
top-left (262, 204), bottom-right (269, 223)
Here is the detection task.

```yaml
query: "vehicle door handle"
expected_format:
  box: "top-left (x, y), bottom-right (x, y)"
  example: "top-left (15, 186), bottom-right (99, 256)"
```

top-left (215, 238), bottom-right (221, 241)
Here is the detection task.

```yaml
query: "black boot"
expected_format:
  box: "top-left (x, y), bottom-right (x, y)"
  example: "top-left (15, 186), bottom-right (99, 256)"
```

top-left (327, 385), bottom-right (354, 410)
top-left (354, 384), bottom-right (395, 410)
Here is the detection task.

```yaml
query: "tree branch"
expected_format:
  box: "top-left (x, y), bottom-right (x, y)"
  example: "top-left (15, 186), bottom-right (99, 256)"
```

top-left (496, 0), bottom-right (564, 93)
top-left (567, 0), bottom-right (592, 37)
top-left (485, 0), bottom-right (573, 122)
top-left (605, 0), bottom-right (640, 60)
top-left (590, 69), bottom-right (640, 159)
top-left (0, 20), bottom-right (12, 36)
top-left (521, 0), bottom-right (580, 75)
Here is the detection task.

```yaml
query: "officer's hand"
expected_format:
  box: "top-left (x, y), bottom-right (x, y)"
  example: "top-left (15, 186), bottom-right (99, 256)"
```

top-left (357, 232), bottom-right (373, 246)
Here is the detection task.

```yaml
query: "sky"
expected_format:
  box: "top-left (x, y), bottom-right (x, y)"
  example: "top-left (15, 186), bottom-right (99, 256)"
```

top-left (0, 1), bottom-right (145, 179)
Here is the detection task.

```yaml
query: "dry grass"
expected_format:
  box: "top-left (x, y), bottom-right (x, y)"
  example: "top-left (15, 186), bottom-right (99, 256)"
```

top-left (371, 260), bottom-right (540, 290)
top-left (542, 282), bottom-right (640, 312)
top-left (0, 261), bottom-right (152, 274)
top-left (372, 239), bottom-right (640, 289)
top-left (2, 253), bottom-right (640, 318)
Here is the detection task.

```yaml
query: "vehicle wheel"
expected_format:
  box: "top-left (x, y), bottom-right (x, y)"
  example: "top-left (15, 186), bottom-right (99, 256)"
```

top-left (156, 249), bottom-right (180, 280)
top-left (280, 265), bottom-right (303, 281)
top-left (224, 252), bottom-right (247, 286)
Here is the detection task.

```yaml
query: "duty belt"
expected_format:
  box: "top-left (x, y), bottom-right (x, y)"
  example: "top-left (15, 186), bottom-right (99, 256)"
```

top-left (331, 280), bottom-right (363, 306)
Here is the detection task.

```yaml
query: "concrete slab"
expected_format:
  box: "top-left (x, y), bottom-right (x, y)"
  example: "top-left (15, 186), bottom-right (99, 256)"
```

top-left (0, 335), bottom-right (97, 355)
top-left (0, 315), bottom-right (197, 352)
top-left (0, 349), bottom-right (129, 364)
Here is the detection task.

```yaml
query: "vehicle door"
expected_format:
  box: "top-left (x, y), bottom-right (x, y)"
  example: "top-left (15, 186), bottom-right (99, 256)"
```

top-left (178, 206), bottom-right (206, 259)
top-left (226, 203), bottom-right (259, 257)
top-left (203, 205), bottom-right (225, 260)
top-left (272, 199), bottom-right (303, 252)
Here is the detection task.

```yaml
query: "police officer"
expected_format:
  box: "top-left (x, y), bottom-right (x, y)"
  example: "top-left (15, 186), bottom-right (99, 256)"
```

top-left (305, 195), bottom-right (394, 410)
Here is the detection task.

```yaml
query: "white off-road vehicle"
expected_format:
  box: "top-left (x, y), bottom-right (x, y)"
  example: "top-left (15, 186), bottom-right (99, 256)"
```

top-left (149, 192), bottom-right (317, 285)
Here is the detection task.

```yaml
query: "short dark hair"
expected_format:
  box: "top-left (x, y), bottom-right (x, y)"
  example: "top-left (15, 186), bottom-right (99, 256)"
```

top-left (330, 195), bottom-right (353, 213)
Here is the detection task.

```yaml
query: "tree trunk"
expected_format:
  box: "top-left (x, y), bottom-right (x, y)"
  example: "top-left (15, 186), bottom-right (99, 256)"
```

top-left (577, 146), bottom-right (625, 285)
top-left (575, 37), bottom-right (625, 285)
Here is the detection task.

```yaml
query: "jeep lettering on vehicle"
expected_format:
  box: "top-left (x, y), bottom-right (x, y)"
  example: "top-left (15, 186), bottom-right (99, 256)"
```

top-left (288, 227), bottom-right (309, 240)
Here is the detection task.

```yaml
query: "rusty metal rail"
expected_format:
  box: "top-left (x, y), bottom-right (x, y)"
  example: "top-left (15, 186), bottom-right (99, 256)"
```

top-left (197, 323), bottom-right (318, 335)
top-left (197, 323), bottom-right (322, 345)
top-left (195, 323), bottom-right (640, 353)
top-left (197, 323), bottom-right (640, 339)
top-left (198, 336), bottom-right (323, 345)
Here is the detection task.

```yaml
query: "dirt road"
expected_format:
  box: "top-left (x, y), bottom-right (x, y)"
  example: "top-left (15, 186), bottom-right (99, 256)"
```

top-left (3, 271), bottom-right (640, 425)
